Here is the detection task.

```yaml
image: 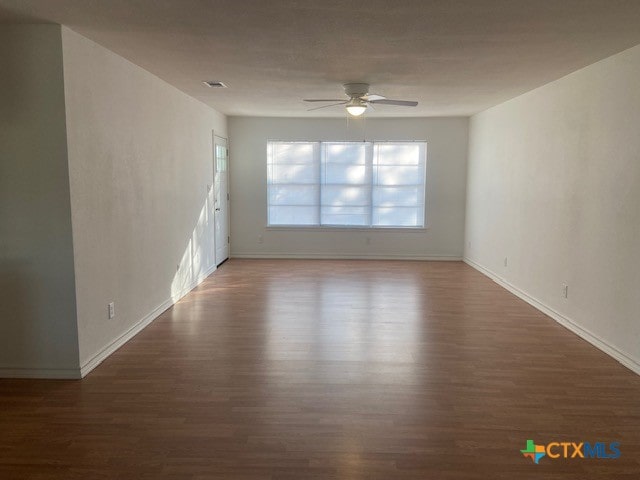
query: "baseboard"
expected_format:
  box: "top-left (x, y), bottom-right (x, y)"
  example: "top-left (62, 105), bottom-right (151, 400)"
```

top-left (78, 298), bottom-right (173, 378)
top-left (463, 257), bottom-right (640, 376)
top-left (232, 252), bottom-right (462, 261)
top-left (79, 263), bottom-right (217, 378)
top-left (0, 367), bottom-right (81, 379)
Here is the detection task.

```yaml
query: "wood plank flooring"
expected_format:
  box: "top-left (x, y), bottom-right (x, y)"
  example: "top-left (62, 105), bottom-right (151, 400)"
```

top-left (1, 259), bottom-right (639, 479)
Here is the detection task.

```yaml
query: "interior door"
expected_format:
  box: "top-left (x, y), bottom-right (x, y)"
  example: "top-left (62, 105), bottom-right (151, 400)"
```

top-left (214, 136), bottom-right (229, 265)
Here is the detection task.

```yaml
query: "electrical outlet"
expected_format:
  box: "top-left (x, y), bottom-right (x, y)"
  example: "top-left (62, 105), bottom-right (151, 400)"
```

top-left (504, 257), bottom-right (508, 267)
top-left (108, 302), bottom-right (115, 319)
top-left (562, 284), bottom-right (568, 298)
top-left (258, 235), bottom-right (263, 244)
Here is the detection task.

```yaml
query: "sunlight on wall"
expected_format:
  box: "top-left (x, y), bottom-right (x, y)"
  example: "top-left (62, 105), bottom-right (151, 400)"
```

top-left (170, 188), bottom-right (215, 303)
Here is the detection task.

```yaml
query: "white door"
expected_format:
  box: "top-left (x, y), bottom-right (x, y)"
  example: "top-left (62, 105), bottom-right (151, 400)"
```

top-left (214, 136), bottom-right (230, 265)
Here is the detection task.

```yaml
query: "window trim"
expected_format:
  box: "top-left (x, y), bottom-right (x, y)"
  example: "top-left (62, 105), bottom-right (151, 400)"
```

top-left (264, 225), bottom-right (429, 232)
top-left (266, 140), bottom-right (428, 229)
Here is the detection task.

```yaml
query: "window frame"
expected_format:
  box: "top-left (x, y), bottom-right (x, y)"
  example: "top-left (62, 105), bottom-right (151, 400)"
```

top-left (266, 140), bottom-right (428, 230)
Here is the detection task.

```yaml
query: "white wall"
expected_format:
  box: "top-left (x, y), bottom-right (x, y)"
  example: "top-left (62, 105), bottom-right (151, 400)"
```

top-left (0, 25), bottom-right (80, 377)
top-left (229, 117), bottom-right (468, 259)
top-left (61, 28), bottom-right (227, 372)
top-left (465, 44), bottom-right (640, 373)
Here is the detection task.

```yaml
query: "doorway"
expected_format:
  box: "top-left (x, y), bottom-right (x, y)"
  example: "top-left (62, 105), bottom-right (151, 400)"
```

top-left (213, 135), bottom-right (229, 266)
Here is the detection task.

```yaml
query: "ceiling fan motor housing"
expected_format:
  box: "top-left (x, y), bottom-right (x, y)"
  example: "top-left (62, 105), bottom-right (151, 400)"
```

top-left (344, 83), bottom-right (370, 98)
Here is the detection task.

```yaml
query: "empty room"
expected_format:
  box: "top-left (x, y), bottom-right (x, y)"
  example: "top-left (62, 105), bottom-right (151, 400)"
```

top-left (1, 1), bottom-right (639, 478)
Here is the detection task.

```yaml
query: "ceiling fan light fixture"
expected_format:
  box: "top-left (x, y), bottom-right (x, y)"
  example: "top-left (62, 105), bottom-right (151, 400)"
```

top-left (346, 105), bottom-right (367, 116)
top-left (345, 99), bottom-right (367, 116)
top-left (305, 83), bottom-right (416, 114)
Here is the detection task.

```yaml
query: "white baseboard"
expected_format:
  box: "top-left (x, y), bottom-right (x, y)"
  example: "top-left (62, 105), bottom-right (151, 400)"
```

top-left (232, 252), bottom-right (462, 261)
top-left (0, 367), bottom-right (81, 379)
top-left (79, 263), bottom-right (217, 378)
top-left (463, 257), bottom-right (640, 376)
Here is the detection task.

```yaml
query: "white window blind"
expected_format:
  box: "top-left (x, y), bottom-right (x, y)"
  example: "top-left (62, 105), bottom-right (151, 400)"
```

top-left (372, 142), bottom-right (426, 227)
top-left (321, 142), bottom-right (371, 226)
top-left (267, 141), bottom-right (426, 228)
top-left (267, 142), bottom-right (319, 225)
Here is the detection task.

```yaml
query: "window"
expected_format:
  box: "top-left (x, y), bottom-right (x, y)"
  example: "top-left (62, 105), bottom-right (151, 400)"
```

top-left (267, 141), bottom-right (426, 228)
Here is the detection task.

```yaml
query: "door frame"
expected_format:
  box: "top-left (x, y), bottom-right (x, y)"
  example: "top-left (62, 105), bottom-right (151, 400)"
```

top-left (213, 133), bottom-right (230, 265)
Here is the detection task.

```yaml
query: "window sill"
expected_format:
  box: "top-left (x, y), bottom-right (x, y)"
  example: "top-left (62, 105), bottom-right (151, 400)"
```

top-left (265, 225), bottom-right (429, 233)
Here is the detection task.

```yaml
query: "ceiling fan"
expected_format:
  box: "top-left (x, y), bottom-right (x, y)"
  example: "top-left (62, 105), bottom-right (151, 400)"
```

top-left (304, 83), bottom-right (418, 116)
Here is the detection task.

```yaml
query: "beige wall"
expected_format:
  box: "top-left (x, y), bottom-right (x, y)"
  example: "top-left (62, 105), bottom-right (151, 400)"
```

top-left (0, 25), bottom-right (80, 377)
top-left (229, 116), bottom-right (468, 259)
top-left (465, 44), bottom-right (640, 373)
top-left (61, 28), bottom-right (227, 372)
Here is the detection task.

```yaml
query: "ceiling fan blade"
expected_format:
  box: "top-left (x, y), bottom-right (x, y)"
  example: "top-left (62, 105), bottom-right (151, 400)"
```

top-left (307, 101), bottom-right (348, 111)
top-left (369, 99), bottom-right (418, 107)
top-left (304, 99), bottom-right (346, 102)
top-left (361, 94), bottom-right (386, 101)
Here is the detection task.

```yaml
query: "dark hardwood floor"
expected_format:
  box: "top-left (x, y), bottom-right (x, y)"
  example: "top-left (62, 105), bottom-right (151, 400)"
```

top-left (1, 259), bottom-right (639, 479)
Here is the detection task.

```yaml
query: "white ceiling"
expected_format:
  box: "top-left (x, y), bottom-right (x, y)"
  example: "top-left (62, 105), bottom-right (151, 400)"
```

top-left (1, 0), bottom-right (640, 117)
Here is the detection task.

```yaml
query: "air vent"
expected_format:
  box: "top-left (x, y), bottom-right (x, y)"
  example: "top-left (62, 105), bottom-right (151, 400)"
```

top-left (202, 81), bottom-right (228, 88)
